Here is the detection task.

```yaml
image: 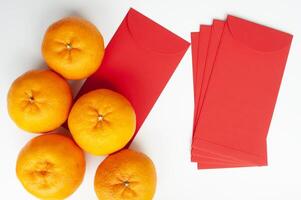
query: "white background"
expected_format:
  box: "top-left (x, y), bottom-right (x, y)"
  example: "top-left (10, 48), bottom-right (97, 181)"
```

top-left (0, 0), bottom-right (301, 199)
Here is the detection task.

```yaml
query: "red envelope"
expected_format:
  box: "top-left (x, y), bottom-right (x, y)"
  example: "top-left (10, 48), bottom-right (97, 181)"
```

top-left (74, 8), bottom-right (189, 146)
top-left (191, 32), bottom-right (199, 94)
top-left (191, 22), bottom-right (252, 166)
top-left (191, 32), bottom-right (200, 123)
top-left (195, 20), bottom-right (225, 122)
top-left (191, 26), bottom-right (211, 132)
top-left (191, 23), bottom-right (245, 166)
top-left (193, 15), bottom-right (292, 167)
top-left (191, 20), bottom-right (255, 166)
top-left (191, 22), bottom-right (238, 164)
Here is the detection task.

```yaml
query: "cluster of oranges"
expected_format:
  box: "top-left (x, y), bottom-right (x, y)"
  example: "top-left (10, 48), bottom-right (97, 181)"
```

top-left (7, 17), bottom-right (156, 200)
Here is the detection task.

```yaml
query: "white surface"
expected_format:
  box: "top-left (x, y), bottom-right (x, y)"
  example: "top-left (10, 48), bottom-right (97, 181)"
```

top-left (0, 0), bottom-right (301, 199)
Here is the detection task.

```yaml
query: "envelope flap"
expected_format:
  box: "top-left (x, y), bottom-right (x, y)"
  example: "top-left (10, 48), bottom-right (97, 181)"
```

top-left (227, 15), bottom-right (293, 52)
top-left (126, 8), bottom-right (189, 54)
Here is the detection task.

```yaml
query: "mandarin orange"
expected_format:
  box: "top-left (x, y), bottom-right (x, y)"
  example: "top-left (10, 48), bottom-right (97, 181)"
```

top-left (94, 149), bottom-right (157, 200)
top-left (68, 89), bottom-right (136, 155)
top-left (16, 134), bottom-right (86, 199)
top-left (42, 17), bottom-right (105, 80)
top-left (7, 69), bottom-right (72, 133)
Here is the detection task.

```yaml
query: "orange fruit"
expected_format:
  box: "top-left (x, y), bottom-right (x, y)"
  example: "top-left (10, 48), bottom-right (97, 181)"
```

top-left (7, 69), bottom-right (72, 133)
top-left (42, 17), bottom-right (105, 80)
top-left (94, 149), bottom-right (157, 200)
top-left (68, 89), bottom-right (136, 155)
top-left (16, 134), bottom-right (86, 199)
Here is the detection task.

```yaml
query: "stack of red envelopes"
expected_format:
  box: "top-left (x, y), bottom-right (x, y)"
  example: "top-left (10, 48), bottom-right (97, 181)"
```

top-left (191, 16), bottom-right (293, 169)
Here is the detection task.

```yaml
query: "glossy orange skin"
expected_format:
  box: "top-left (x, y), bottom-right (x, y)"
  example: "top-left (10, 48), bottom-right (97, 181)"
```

top-left (68, 89), bottom-right (136, 155)
top-left (94, 149), bottom-right (157, 200)
top-left (42, 17), bottom-right (105, 80)
top-left (16, 134), bottom-right (86, 199)
top-left (7, 69), bottom-right (72, 133)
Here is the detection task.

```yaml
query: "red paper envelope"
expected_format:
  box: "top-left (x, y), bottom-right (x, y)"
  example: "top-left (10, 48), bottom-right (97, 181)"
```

top-left (191, 20), bottom-right (254, 166)
top-left (191, 32), bottom-right (200, 123)
top-left (191, 23), bottom-right (248, 166)
top-left (75, 8), bottom-right (189, 145)
top-left (193, 15), bottom-right (292, 166)
top-left (191, 26), bottom-right (233, 166)
top-left (195, 20), bottom-right (225, 122)
top-left (191, 20), bottom-right (250, 168)
top-left (191, 26), bottom-right (211, 132)
top-left (191, 32), bottom-right (199, 93)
